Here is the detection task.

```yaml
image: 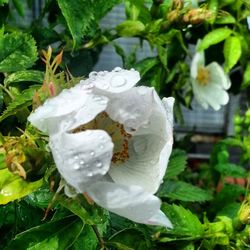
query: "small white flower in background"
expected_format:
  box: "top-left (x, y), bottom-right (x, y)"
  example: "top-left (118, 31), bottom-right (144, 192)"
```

top-left (28, 67), bottom-right (174, 228)
top-left (190, 49), bottom-right (231, 111)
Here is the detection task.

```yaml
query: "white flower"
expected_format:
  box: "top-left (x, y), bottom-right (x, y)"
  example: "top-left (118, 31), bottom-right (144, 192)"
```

top-left (190, 50), bottom-right (231, 111)
top-left (28, 67), bottom-right (174, 228)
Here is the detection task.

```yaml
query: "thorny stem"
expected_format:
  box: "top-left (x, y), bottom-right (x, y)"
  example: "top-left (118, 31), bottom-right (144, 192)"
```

top-left (0, 84), bottom-right (15, 100)
top-left (92, 225), bottom-right (105, 249)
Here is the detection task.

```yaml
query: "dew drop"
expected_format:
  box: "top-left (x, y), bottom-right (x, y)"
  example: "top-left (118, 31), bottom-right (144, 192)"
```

top-left (96, 161), bottom-right (103, 168)
top-left (89, 71), bottom-right (98, 78)
top-left (90, 151), bottom-right (95, 157)
top-left (98, 71), bottom-right (106, 76)
top-left (74, 155), bottom-right (79, 160)
top-left (79, 160), bottom-right (85, 165)
top-left (113, 67), bottom-right (122, 72)
top-left (99, 144), bottom-right (104, 149)
top-left (130, 68), bottom-right (135, 71)
top-left (87, 172), bottom-right (93, 177)
top-left (110, 75), bottom-right (127, 87)
top-left (74, 164), bottom-right (80, 170)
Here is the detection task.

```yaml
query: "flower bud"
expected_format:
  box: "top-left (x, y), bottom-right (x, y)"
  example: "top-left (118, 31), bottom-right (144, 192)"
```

top-left (239, 202), bottom-right (250, 224)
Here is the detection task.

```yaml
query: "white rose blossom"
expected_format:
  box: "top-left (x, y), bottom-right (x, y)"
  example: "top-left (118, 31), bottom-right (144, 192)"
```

top-left (191, 49), bottom-right (231, 111)
top-left (28, 67), bottom-right (174, 228)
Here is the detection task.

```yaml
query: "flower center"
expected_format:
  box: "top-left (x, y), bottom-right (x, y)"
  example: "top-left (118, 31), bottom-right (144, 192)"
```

top-left (196, 66), bottom-right (210, 86)
top-left (72, 112), bottom-right (132, 165)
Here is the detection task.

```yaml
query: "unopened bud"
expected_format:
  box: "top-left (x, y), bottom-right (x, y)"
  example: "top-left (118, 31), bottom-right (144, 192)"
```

top-left (48, 82), bottom-right (56, 97)
top-left (173, 0), bottom-right (183, 9)
top-left (183, 8), bottom-right (213, 25)
top-left (239, 202), bottom-right (250, 224)
top-left (167, 10), bottom-right (180, 22)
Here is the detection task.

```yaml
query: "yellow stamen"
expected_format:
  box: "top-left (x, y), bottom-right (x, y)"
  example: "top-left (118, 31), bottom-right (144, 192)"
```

top-left (72, 112), bottom-right (132, 165)
top-left (197, 66), bottom-right (210, 86)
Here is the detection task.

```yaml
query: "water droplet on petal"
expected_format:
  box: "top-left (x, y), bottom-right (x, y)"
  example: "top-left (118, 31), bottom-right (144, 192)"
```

top-left (98, 71), bottom-right (106, 76)
top-left (90, 151), bottom-right (95, 157)
top-left (113, 67), bottom-right (122, 72)
top-left (87, 172), bottom-right (93, 177)
top-left (79, 160), bottom-right (85, 165)
top-left (89, 71), bottom-right (98, 78)
top-left (99, 144), bottom-right (104, 149)
top-left (74, 155), bottom-right (79, 160)
top-left (74, 164), bottom-right (80, 170)
top-left (102, 82), bottom-right (110, 89)
top-left (96, 161), bottom-right (103, 168)
top-left (110, 75), bottom-right (127, 87)
top-left (130, 68), bottom-right (135, 71)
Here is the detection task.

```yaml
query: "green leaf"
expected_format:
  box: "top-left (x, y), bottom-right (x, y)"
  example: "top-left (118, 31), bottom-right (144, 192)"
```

top-left (151, 66), bottom-right (163, 93)
top-left (6, 216), bottom-right (84, 250)
top-left (217, 202), bottom-right (241, 219)
top-left (220, 137), bottom-right (243, 147)
top-left (155, 29), bottom-right (188, 53)
top-left (159, 180), bottom-right (213, 202)
top-left (134, 57), bottom-right (159, 77)
top-left (116, 20), bottom-right (145, 37)
top-left (4, 70), bottom-right (44, 86)
top-left (57, 0), bottom-right (94, 46)
top-left (214, 163), bottom-right (247, 178)
top-left (198, 28), bottom-right (232, 51)
top-left (0, 168), bottom-right (43, 205)
top-left (71, 224), bottom-right (98, 250)
top-left (0, 150), bottom-right (7, 169)
top-left (12, 0), bottom-right (25, 17)
top-left (108, 228), bottom-right (151, 250)
top-left (0, 32), bottom-right (37, 72)
top-left (242, 62), bottom-right (250, 88)
top-left (57, 195), bottom-right (109, 225)
top-left (162, 204), bottom-right (204, 237)
top-left (157, 45), bottom-right (167, 68)
top-left (93, 0), bottom-right (122, 20)
top-left (211, 184), bottom-right (245, 211)
top-left (223, 36), bottom-right (242, 72)
top-left (25, 185), bottom-right (53, 209)
top-left (165, 149), bottom-right (187, 178)
top-left (58, 0), bottom-right (121, 47)
top-left (215, 13), bottom-right (236, 24)
top-left (0, 0), bottom-right (8, 6)
top-left (0, 85), bottom-right (39, 122)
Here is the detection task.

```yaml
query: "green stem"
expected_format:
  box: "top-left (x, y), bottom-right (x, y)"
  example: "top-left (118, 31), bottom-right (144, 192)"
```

top-left (0, 84), bottom-right (14, 100)
top-left (92, 225), bottom-right (105, 249)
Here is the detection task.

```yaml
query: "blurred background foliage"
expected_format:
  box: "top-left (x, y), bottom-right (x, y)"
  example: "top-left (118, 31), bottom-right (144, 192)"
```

top-left (0, 0), bottom-right (250, 249)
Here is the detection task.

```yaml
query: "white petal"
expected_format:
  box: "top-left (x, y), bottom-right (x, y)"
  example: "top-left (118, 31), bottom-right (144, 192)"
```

top-left (192, 77), bottom-right (229, 111)
top-left (191, 51), bottom-right (205, 78)
top-left (65, 94), bottom-right (109, 131)
top-left (28, 86), bottom-right (108, 134)
top-left (85, 68), bottom-right (140, 94)
top-left (202, 84), bottom-right (229, 110)
top-left (109, 92), bottom-right (174, 194)
top-left (147, 210), bottom-right (173, 228)
top-left (106, 86), bottom-right (154, 131)
top-left (87, 182), bottom-right (172, 227)
top-left (191, 80), bottom-right (209, 109)
top-left (28, 88), bottom-right (87, 133)
top-left (109, 134), bottom-right (171, 194)
top-left (207, 62), bottom-right (231, 89)
top-left (49, 130), bottom-right (114, 193)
